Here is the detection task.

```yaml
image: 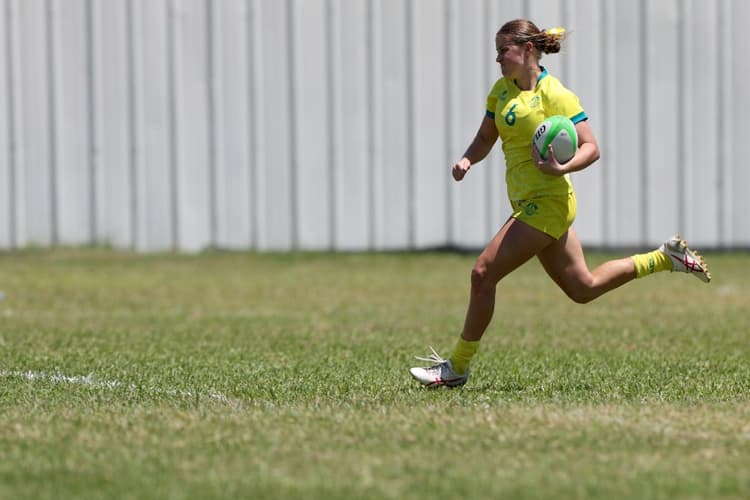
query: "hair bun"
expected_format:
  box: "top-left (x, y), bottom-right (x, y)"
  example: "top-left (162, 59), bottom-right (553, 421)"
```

top-left (542, 26), bottom-right (566, 53)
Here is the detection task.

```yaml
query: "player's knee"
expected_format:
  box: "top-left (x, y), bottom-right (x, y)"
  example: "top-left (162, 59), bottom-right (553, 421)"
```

top-left (470, 265), bottom-right (485, 290)
top-left (470, 262), bottom-right (495, 296)
top-left (568, 289), bottom-right (594, 304)
top-left (563, 281), bottom-right (595, 304)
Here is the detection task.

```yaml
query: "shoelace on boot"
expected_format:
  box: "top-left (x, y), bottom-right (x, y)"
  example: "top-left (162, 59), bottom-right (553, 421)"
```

top-left (414, 346), bottom-right (447, 365)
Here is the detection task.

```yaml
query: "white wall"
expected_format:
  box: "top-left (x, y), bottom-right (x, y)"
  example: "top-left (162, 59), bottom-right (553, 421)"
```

top-left (0, 0), bottom-right (747, 251)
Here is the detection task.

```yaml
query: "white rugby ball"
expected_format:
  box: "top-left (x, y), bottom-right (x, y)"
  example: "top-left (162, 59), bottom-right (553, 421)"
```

top-left (533, 115), bottom-right (578, 164)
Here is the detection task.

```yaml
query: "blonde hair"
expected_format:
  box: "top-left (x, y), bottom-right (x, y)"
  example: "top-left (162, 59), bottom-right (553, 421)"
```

top-left (497, 19), bottom-right (566, 58)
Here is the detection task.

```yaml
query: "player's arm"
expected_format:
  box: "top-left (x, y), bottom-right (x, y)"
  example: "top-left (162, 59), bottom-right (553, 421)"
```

top-left (565, 120), bottom-right (600, 173)
top-left (534, 120), bottom-right (600, 176)
top-left (452, 115), bottom-right (499, 181)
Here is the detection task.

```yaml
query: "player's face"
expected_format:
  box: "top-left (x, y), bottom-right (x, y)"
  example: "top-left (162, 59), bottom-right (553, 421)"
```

top-left (495, 35), bottom-right (528, 79)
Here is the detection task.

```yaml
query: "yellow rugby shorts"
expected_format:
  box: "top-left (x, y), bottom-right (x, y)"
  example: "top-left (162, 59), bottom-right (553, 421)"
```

top-left (510, 191), bottom-right (577, 239)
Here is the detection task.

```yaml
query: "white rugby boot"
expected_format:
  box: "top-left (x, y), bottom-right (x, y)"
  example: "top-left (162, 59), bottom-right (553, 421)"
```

top-left (659, 234), bottom-right (711, 283)
top-left (409, 347), bottom-right (469, 388)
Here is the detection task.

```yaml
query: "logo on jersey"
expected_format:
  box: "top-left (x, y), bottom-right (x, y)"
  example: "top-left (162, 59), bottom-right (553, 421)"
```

top-left (529, 95), bottom-right (541, 108)
top-left (500, 90), bottom-right (508, 101)
top-left (523, 201), bottom-right (539, 216)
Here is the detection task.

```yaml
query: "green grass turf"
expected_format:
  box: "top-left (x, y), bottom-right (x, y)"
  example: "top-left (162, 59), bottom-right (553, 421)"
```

top-left (0, 248), bottom-right (749, 499)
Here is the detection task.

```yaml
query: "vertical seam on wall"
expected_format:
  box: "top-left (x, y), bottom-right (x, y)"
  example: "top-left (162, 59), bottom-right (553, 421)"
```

top-left (726, 0), bottom-right (735, 245)
top-left (126, 0), bottom-right (137, 249)
top-left (600, 0), bottom-right (608, 245)
top-left (720, 0), bottom-right (732, 246)
top-left (365, 0), bottom-right (379, 250)
top-left (286, 0), bottom-right (299, 249)
top-left (639, 0), bottom-right (648, 245)
top-left (5, 0), bottom-right (17, 248)
top-left (45, 0), bottom-right (59, 245)
top-left (365, 0), bottom-right (374, 249)
top-left (325, 0), bottom-right (337, 250)
top-left (484, 0), bottom-right (493, 238)
top-left (561, 0), bottom-right (569, 84)
top-left (168, 0), bottom-right (180, 250)
top-left (405, 0), bottom-right (416, 248)
top-left (247, 0), bottom-right (257, 249)
top-left (443, 0), bottom-right (454, 246)
top-left (677, 0), bottom-right (686, 235)
top-left (206, 0), bottom-right (218, 248)
top-left (716, 0), bottom-right (724, 245)
top-left (85, 0), bottom-right (99, 244)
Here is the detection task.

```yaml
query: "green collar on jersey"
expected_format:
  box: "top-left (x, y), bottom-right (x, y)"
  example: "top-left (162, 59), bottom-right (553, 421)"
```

top-left (513, 66), bottom-right (548, 91)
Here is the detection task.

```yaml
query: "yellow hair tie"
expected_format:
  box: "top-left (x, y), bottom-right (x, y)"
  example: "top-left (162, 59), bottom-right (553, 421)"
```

top-left (545, 27), bottom-right (566, 37)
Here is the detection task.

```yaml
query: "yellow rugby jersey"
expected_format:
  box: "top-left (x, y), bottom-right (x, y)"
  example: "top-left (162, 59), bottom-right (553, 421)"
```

top-left (486, 67), bottom-right (587, 201)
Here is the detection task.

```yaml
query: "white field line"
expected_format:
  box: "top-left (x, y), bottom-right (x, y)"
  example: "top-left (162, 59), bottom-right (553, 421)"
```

top-left (0, 369), bottom-right (230, 403)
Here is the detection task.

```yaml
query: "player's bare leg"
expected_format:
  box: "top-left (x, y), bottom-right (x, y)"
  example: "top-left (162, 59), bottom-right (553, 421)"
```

top-left (536, 227), bottom-right (635, 304)
top-left (537, 229), bottom-right (711, 305)
top-left (410, 218), bottom-right (552, 387)
top-left (461, 218), bottom-right (553, 341)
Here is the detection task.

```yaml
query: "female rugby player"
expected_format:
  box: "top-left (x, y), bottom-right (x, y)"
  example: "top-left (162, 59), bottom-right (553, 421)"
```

top-left (410, 19), bottom-right (710, 388)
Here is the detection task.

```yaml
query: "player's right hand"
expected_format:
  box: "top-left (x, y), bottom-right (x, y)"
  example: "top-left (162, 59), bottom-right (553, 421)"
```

top-left (452, 158), bottom-right (471, 181)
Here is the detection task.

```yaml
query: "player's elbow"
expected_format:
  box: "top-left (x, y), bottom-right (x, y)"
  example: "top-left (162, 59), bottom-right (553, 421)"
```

top-left (591, 145), bottom-right (601, 163)
top-left (582, 142), bottom-right (600, 166)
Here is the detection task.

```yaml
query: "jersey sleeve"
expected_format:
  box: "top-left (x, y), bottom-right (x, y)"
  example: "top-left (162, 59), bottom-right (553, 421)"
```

top-left (545, 80), bottom-right (588, 124)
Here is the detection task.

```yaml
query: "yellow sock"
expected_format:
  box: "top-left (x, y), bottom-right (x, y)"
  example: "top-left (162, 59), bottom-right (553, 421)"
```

top-left (631, 250), bottom-right (672, 278)
top-left (449, 337), bottom-right (480, 375)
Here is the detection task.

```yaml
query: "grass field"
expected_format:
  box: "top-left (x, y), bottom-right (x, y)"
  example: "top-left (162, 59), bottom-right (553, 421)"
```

top-left (1, 248), bottom-right (749, 499)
